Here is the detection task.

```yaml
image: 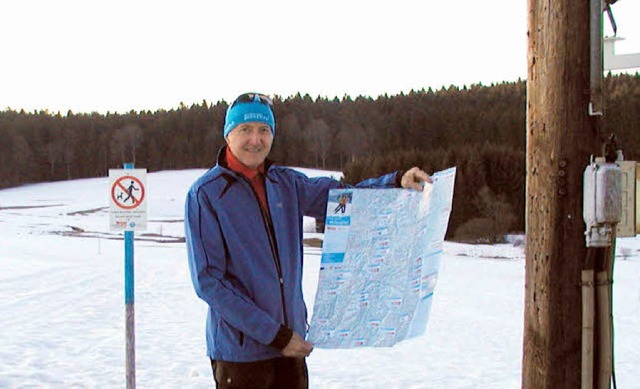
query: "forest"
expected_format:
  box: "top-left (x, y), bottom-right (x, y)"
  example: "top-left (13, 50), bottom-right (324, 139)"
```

top-left (1, 73), bottom-right (638, 241)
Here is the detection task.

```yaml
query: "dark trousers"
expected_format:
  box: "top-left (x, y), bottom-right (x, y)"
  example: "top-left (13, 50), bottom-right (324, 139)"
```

top-left (210, 357), bottom-right (308, 389)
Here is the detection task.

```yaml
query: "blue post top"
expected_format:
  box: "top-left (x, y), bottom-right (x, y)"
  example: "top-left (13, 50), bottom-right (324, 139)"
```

top-left (124, 162), bottom-right (134, 169)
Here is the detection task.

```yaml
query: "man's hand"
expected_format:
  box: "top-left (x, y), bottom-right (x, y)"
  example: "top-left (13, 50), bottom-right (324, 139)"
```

top-left (400, 167), bottom-right (432, 191)
top-left (281, 332), bottom-right (314, 358)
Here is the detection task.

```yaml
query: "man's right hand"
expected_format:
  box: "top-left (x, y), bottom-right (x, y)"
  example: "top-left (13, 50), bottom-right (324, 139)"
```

top-left (400, 166), bottom-right (432, 191)
top-left (281, 332), bottom-right (314, 358)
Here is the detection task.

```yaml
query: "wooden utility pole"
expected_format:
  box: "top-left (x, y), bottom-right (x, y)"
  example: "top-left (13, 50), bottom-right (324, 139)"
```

top-left (523, 0), bottom-right (602, 388)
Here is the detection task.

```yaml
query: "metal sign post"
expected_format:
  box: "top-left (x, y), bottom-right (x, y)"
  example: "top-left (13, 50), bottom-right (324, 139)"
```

top-left (109, 163), bottom-right (147, 389)
top-left (125, 221), bottom-right (135, 389)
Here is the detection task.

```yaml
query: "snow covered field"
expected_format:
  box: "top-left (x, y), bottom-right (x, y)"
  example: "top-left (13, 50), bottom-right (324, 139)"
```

top-left (0, 169), bottom-right (638, 388)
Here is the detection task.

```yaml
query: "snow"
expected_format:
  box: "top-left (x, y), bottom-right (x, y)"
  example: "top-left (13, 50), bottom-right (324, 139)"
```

top-left (0, 169), bottom-right (638, 388)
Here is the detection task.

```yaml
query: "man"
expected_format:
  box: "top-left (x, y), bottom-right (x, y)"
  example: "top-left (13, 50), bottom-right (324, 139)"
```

top-left (185, 92), bottom-right (430, 388)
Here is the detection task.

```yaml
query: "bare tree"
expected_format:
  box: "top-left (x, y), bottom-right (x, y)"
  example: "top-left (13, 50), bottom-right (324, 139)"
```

top-left (305, 118), bottom-right (332, 169)
top-left (110, 125), bottom-right (143, 165)
top-left (46, 139), bottom-right (64, 179)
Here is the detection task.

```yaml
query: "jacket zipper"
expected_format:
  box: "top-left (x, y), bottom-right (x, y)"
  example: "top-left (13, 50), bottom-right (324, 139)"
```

top-left (240, 175), bottom-right (289, 327)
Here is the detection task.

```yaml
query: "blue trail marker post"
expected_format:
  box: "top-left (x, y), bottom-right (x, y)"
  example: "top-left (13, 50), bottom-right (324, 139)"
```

top-left (109, 163), bottom-right (147, 389)
top-left (124, 162), bottom-right (136, 389)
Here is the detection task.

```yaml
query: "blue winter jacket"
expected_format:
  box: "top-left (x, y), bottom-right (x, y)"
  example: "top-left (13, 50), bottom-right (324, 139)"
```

top-left (185, 148), bottom-right (400, 362)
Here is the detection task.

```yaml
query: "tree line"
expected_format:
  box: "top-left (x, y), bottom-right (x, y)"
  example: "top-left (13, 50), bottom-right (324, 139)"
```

top-left (1, 73), bottom-right (638, 241)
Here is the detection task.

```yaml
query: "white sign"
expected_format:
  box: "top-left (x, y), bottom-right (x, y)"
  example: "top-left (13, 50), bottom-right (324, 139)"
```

top-left (109, 169), bottom-right (148, 231)
top-left (308, 167), bottom-right (456, 348)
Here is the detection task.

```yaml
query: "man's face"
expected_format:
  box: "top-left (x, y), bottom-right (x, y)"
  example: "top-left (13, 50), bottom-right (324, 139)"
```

top-left (225, 122), bottom-right (273, 169)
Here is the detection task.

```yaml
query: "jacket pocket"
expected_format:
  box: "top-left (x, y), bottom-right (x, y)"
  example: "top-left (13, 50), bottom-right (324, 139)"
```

top-left (218, 319), bottom-right (245, 349)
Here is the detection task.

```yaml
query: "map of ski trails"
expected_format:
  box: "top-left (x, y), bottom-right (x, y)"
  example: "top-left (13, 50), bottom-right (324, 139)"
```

top-left (308, 167), bottom-right (457, 348)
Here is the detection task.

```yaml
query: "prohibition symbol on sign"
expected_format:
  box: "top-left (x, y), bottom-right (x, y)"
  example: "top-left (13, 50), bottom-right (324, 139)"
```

top-left (112, 175), bottom-right (146, 209)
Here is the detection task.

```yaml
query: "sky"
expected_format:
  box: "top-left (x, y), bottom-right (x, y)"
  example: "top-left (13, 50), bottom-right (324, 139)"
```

top-left (2, 0), bottom-right (638, 114)
top-left (0, 168), bottom-right (639, 388)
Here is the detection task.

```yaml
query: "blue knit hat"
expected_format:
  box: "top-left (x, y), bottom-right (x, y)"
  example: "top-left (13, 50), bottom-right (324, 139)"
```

top-left (223, 93), bottom-right (275, 138)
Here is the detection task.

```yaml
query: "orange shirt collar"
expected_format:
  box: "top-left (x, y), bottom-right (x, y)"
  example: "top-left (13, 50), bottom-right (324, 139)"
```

top-left (225, 147), bottom-right (265, 179)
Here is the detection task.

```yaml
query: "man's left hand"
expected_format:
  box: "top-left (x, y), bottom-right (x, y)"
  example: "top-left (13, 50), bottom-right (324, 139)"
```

top-left (281, 332), bottom-right (314, 359)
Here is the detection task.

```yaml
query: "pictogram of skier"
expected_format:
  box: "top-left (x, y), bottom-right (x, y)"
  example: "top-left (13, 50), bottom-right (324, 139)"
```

top-left (123, 180), bottom-right (139, 204)
top-left (334, 194), bottom-right (349, 214)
